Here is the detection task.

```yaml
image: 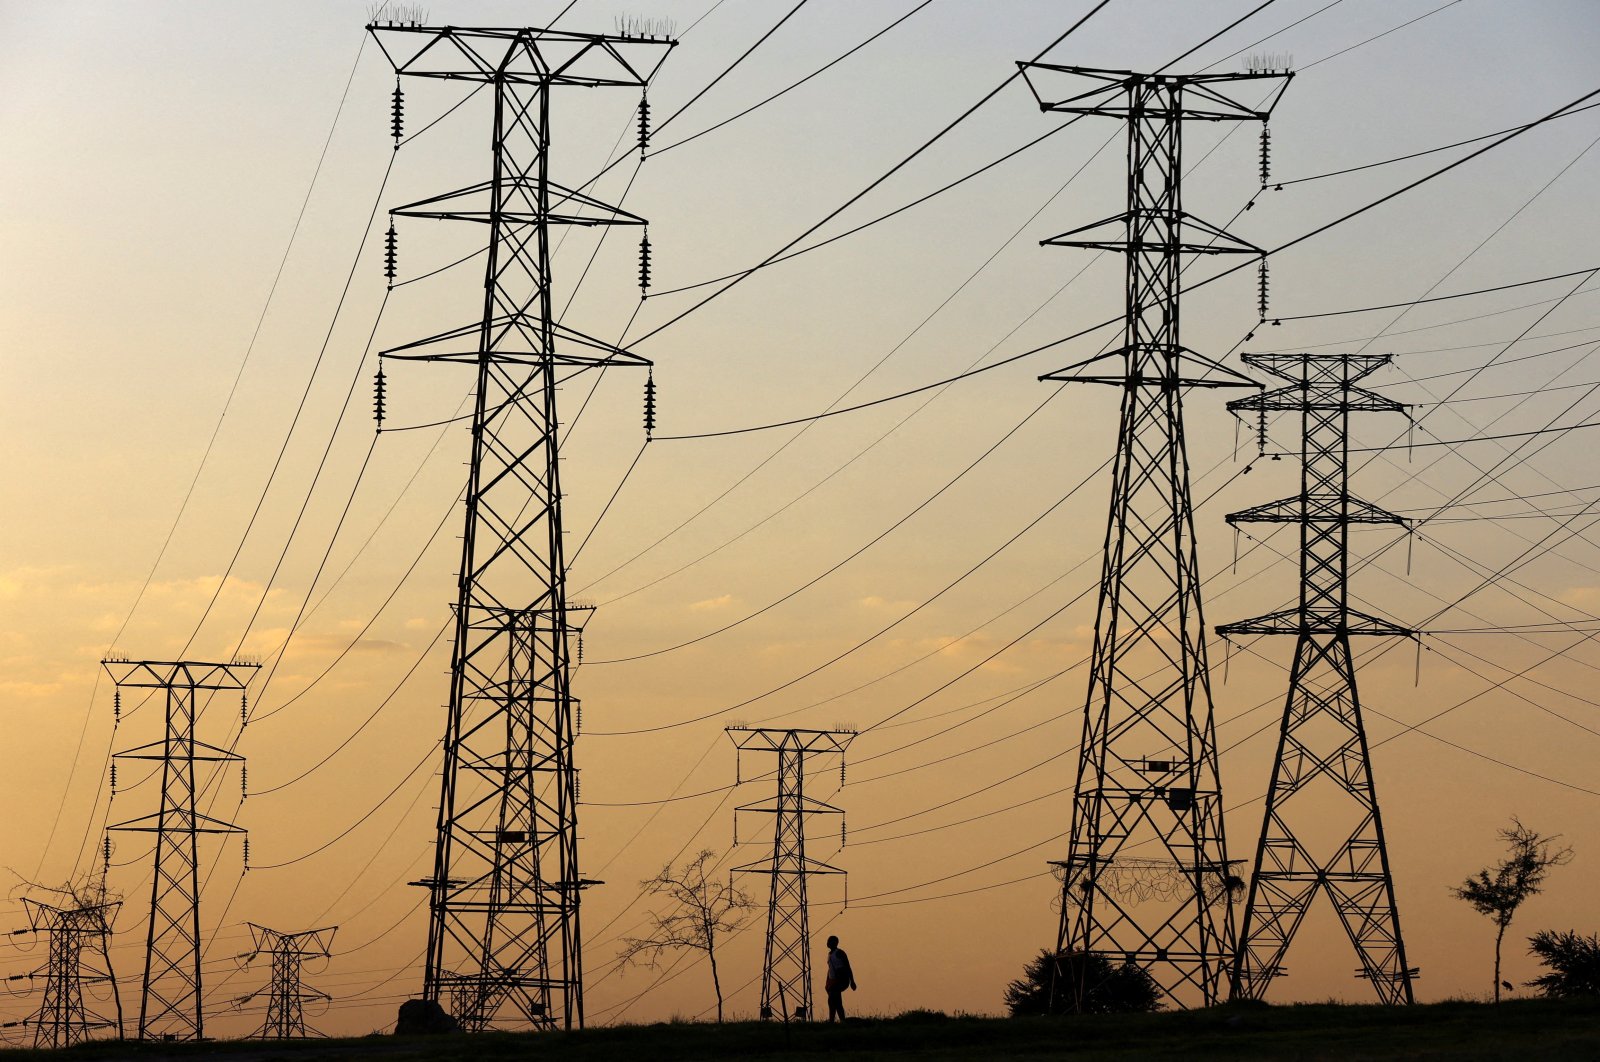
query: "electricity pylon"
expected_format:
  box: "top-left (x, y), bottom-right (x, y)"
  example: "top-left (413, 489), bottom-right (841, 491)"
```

top-left (1218, 353), bottom-right (1417, 1003)
top-left (369, 20), bottom-right (674, 1032)
top-left (1016, 63), bottom-right (1292, 1008)
top-left (104, 658), bottom-right (256, 1041)
top-left (241, 924), bottom-right (337, 1038)
top-left (21, 894), bottom-right (122, 1048)
top-left (726, 727), bottom-right (854, 1022)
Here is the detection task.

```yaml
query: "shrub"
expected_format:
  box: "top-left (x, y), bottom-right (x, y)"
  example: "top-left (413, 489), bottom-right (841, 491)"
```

top-left (1526, 930), bottom-right (1600, 998)
top-left (1004, 950), bottom-right (1161, 1016)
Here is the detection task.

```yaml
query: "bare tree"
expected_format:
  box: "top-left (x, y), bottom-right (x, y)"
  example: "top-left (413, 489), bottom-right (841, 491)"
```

top-left (617, 850), bottom-right (753, 1022)
top-left (1452, 817), bottom-right (1574, 1002)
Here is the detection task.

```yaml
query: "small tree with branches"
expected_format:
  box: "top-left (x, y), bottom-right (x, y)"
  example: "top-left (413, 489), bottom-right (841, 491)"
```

top-left (1452, 817), bottom-right (1574, 1002)
top-left (617, 850), bottom-right (753, 1022)
top-left (1526, 930), bottom-right (1600, 998)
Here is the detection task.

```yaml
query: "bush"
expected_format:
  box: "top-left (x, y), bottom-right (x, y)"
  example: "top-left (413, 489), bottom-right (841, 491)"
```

top-left (1527, 930), bottom-right (1600, 998)
top-left (1004, 950), bottom-right (1162, 1016)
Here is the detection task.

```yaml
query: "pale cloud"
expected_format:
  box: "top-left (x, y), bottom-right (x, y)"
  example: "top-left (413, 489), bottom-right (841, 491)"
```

top-left (690, 594), bottom-right (734, 612)
top-left (1558, 586), bottom-right (1600, 610)
top-left (859, 594), bottom-right (917, 611)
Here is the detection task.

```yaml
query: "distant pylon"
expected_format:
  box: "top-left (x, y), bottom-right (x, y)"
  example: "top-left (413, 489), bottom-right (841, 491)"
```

top-left (242, 924), bottom-right (337, 1038)
top-left (1218, 352), bottom-right (1417, 1004)
top-left (1015, 62), bottom-right (1293, 1009)
top-left (104, 658), bottom-right (257, 1041)
top-left (369, 21), bottom-right (675, 1033)
top-left (726, 727), bottom-right (854, 1021)
top-left (21, 893), bottom-right (122, 1048)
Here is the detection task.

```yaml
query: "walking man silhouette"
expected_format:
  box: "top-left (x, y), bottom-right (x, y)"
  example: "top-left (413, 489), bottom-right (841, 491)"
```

top-left (824, 934), bottom-right (856, 1022)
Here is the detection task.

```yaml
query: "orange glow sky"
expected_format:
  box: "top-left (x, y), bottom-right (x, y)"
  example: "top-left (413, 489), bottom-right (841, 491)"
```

top-left (3, 0), bottom-right (1600, 1037)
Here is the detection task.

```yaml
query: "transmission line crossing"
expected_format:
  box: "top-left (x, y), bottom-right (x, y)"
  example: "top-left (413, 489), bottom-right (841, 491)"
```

top-left (726, 727), bottom-right (854, 1022)
top-left (1015, 60), bottom-right (1294, 1010)
top-left (16, 894), bottom-right (122, 1048)
top-left (369, 18), bottom-right (674, 1033)
top-left (103, 658), bottom-right (256, 1041)
top-left (240, 924), bottom-right (337, 1038)
top-left (1217, 353), bottom-right (1419, 1003)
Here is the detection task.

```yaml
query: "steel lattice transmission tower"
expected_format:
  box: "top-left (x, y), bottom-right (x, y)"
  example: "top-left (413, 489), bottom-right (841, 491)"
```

top-left (21, 895), bottom-right (123, 1048)
top-left (242, 924), bottom-right (337, 1038)
top-left (726, 727), bottom-right (854, 1021)
top-left (1016, 63), bottom-right (1293, 1008)
top-left (104, 658), bottom-right (256, 1041)
top-left (369, 21), bottom-right (674, 1032)
top-left (1218, 353), bottom-right (1417, 1004)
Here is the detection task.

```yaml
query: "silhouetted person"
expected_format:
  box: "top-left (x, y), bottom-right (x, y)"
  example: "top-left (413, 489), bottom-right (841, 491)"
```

top-left (824, 934), bottom-right (856, 1022)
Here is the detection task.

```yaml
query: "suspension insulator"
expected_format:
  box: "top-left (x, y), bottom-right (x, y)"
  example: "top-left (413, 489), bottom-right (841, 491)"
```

top-left (577, 701), bottom-right (583, 733)
top-left (103, 837), bottom-right (112, 872)
top-left (374, 368), bottom-right (388, 428)
top-left (113, 690), bottom-right (121, 727)
top-left (643, 369), bottom-right (657, 439)
top-left (637, 94), bottom-right (651, 156)
top-left (840, 760), bottom-right (846, 787)
top-left (841, 816), bottom-right (847, 846)
top-left (241, 764), bottom-right (248, 799)
top-left (109, 763), bottom-right (117, 794)
top-left (383, 223), bottom-right (398, 283)
top-left (638, 231), bottom-right (652, 293)
top-left (576, 630), bottom-right (584, 664)
top-left (1257, 257), bottom-right (1270, 319)
top-left (241, 691), bottom-right (248, 726)
top-left (1259, 124), bottom-right (1271, 184)
top-left (574, 773), bottom-right (581, 801)
top-left (1256, 405), bottom-right (1268, 456)
top-left (391, 81), bottom-right (404, 142)
top-left (243, 837), bottom-right (250, 871)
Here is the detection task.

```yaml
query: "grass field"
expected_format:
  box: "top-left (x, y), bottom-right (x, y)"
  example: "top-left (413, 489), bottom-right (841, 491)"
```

top-left (5, 998), bottom-right (1598, 1061)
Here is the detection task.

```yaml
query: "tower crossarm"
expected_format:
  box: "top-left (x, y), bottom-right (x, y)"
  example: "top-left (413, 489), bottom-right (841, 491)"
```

top-left (1016, 63), bottom-right (1292, 121)
top-left (369, 25), bottom-right (675, 88)
top-left (1225, 495), bottom-right (1408, 527)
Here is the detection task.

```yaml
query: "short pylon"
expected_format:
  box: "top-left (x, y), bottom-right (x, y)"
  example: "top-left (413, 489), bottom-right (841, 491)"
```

top-left (1219, 353), bottom-right (1417, 1004)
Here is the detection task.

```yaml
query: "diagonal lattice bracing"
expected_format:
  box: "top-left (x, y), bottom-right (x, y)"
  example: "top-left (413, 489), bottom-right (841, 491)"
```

top-left (726, 728), bottom-right (854, 1021)
top-left (241, 924), bottom-right (337, 1039)
top-left (22, 895), bottom-right (122, 1048)
top-left (104, 658), bottom-right (256, 1041)
top-left (1017, 62), bottom-right (1291, 1009)
top-left (372, 22), bottom-right (673, 1032)
top-left (1219, 352), bottom-right (1417, 1004)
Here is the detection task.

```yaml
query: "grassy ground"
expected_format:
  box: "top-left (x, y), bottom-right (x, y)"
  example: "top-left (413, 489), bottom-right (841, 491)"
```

top-left (6, 997), bottom-right (1598, 1061)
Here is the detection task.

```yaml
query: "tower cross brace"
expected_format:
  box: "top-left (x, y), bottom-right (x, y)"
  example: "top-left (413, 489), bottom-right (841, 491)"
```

top-left (1015, 62), bottom-right (1291, 1008)
top-left (371, 22), bottom-right (674, 1033)
top-left (242, 923), bottom-right (337, 1039)
top-left (726, 727), bottom-right (854, 1021)
top-left (21, 895), bottom-right (122, 1048)
top-left (104, 658), bottom-right (256, 1042)
top-left (1218, 352), bottom-right (1418, 1004)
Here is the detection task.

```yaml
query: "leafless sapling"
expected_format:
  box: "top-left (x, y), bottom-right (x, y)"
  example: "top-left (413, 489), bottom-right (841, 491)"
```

top-left (617, 850), bottom-right (752, 1022)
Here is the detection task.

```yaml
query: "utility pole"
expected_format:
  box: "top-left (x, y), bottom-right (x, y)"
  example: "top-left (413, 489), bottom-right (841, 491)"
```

top-left (369, 19), bottom-right (674, 1032)
top-left (726, 727), bottom-right (854, 1022)
top-left (242, 923), bottom-right (337, 1038)
top-left (104, 657), bottom-right (256, 1041)
top-left (1218, 352), bottom-right (1417, 1004)
top-left (21, 894), bottom-right (122, 1048)
top-left (1016, 62), bottom-right (1292, 1008)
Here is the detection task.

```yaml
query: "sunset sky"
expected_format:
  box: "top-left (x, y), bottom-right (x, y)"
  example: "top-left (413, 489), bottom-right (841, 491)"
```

top-left (3, 0), bottom-right (1600, 1037)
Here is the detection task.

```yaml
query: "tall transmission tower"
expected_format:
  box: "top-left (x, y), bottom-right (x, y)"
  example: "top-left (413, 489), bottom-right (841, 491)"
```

top-left (105, 658), bottom-right (256, 1041)
top-left (1218, 352), bottom-right (1416, 1004)
top-left (21, 894), bottom-right (122, 1048)
top-left (369, 20), bottom-right (674, 1032)
top-left (726, 727), bottom-right (854, 1021)
top-left (241, 924), bottom-right (337, 1038)
top-left (1016, 63), bottom-right (1292, 1008)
